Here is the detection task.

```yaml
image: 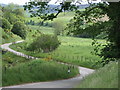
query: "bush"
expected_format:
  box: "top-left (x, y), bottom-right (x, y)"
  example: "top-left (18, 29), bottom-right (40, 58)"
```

top-left (27, 34), bottom-right (60, 53)
top-left (11, 21), bottom-right (27, 39)
top-left (0, 18), bottom-right (11, 30)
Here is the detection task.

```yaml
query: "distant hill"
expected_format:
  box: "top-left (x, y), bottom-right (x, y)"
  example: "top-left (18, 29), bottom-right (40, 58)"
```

top-left (0, 3), bottom-right (89, 18)
top-left (78, 4), bottom-right (89, 9)
top-left (0, 3), bottom-right (23, 8)
top-left (0, 3), bottom-right (89, 10)
top-left (27, 4), bottom-right (89, 14)
top-left (0, 3), bottom-right (6, 7)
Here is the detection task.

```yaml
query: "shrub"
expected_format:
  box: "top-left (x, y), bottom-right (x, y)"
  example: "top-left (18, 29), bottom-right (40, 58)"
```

top-left (0, 18), bottom-right (11, 30)
top-left (27, 34), bottom-right (61, 53)
top-left (11, 21), bottom-right (27, 39)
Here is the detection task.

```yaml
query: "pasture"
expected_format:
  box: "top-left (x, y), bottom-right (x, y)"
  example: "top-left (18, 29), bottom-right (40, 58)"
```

top-left (10, 25), bottom-right (105, 69)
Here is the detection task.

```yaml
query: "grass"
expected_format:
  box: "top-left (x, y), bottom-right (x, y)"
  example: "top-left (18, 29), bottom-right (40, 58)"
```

top-left (2, 52), bottom-right (79, 86)
top-left (9, 24), bottom-right (105, 69)
top-left (2, 9), bottom-right (118, 88)
top-left (77, 62), bottom-right (118, 88)
top-left (25, 10), bottom-right (75, 23)
top-left (25, 10), bottom-right (79, 30)
top-left (10, 34), bottom-right (105, 69)
top-left (9, 12), bottom-right (105, 69)
top-left (28, 25), bottom-right (54, 35)
top-left (2, 52), bottom-right (30, 66)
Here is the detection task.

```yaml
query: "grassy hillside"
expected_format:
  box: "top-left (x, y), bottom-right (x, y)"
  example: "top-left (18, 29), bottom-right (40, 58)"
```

top-left (77, 62), bottom-right (118, 88)
top-left (25, 10), bottom-right (77, 29)
top-left (27, 25), bottom-right (54, 35)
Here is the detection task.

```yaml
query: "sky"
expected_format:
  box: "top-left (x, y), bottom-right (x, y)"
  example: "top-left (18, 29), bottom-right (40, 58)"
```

top-left (0, 0), bottom-right (57, 5)
top-left (0, 0), bottom-right (30, 5)
top-left (0, 0), bottom-right (104, 5)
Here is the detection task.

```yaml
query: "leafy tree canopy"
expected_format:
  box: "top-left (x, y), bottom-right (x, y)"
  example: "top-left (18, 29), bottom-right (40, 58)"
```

top-left (11, 21), bottom-right (27, 39)
top-left (0, 18), bottom-right (11, 30)
top-left (66, 2), bottom-right (120, 65)
top-left (2, 3), bottom-right (25, 24)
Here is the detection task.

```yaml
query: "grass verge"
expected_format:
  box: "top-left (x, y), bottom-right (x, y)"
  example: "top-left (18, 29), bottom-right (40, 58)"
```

top-left (77, 62), bottom-right (118, 88)
top-left (2, 52), bottom-right (79, 86)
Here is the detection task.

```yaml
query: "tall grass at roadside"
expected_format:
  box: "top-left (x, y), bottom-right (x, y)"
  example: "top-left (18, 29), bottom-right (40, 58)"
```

top-left (77, 62), bottom-right (118, 88)
top-left (2, 59), bottom-right (79, 86)
top-left (2, 52), bottom-right (79, 86)
top-left (2, 52), bottom-right (30, 66)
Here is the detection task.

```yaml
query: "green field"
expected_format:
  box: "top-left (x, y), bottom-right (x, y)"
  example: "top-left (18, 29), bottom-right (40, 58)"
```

top-left (10, 25), bottom-right (105, 69)
top-left (25, 10), bottom-right (76, 24)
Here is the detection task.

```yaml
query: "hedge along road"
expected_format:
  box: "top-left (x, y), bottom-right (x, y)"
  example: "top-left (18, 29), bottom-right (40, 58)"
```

top-left (1, 41), bottom-right (95, 88)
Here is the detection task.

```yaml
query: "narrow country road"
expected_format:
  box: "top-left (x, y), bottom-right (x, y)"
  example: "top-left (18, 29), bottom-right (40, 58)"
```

top-left (1, 41), bottom-right (95, 88)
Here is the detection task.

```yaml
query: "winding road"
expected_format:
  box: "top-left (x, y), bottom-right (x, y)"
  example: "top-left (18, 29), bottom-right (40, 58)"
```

top-left (1, 41), bottom-right (95, 88)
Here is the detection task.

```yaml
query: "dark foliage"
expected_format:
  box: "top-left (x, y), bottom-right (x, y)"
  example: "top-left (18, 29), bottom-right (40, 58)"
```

top-left (11, 21), bottom-right (27, 39)
top-left (66, 2), bottom-right (120, 66)
top-left (27, 34), bottom-right (60, 53)
top-left (0, 18), bottom-right (11, 30)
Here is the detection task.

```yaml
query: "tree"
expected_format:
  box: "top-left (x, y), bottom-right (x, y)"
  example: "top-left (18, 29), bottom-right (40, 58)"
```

top-left (2, 3), bottom-right (15, 13)
top-left (12, 8), bottom-right (25, 17)
top-left (0, 18), bottom-right (11, 30)
top-left (24, 1), bottom-right (78, 21)
top-left (101, 2), bottom-right (120, 65)
top-left (0, 5), bottom-right (3, 17)
top-left (2, 3), bottom-right (25, 24)
top-left (3, 12), bottom-right (18, 24)
top-left (11, 21), bottom-right (27, 39)
top-left (24, 0), bottom-right (120, 66)
top-left (66, 2), bottom-right (120, 65)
